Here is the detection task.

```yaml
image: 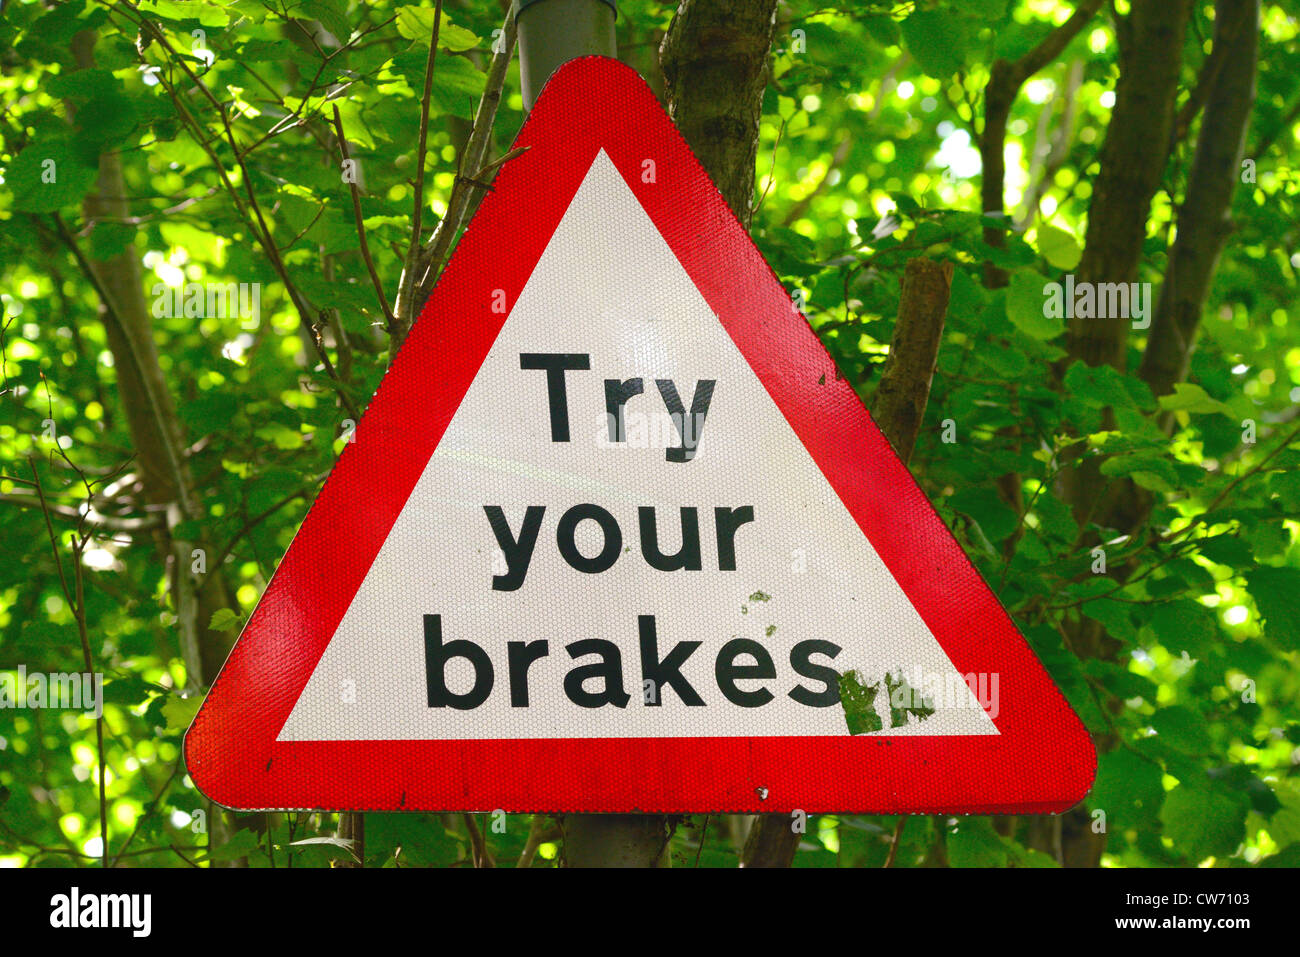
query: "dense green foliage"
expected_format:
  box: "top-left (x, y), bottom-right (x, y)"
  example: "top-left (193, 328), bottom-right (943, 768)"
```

top-left (1, 0), bottom-right (1298, 867)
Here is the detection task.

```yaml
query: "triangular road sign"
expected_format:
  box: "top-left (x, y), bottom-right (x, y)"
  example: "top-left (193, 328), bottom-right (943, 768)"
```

top-left (187, 57), bottom-right (1095, 815)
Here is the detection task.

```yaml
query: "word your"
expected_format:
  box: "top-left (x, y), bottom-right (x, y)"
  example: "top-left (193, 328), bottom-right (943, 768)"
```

top-left (151, 282), bottom-right (261, 326)
top-left (424, 613), bottom-right (842, 711)
top-left (50, 888), bottom-right (151, 937)
top-left (0, 666), bottom-right (102, 717)
top-left (485, 504), bottom-right (753, 591)
top-left (1043, 275), bottom-right (1152, 329)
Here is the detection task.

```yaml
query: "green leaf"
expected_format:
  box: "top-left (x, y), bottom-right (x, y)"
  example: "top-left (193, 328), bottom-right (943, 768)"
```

top-left (1151, 705), bottom-right (1213, 755)
top-left (100, 675), bottom-right (157, 705)
top-left (364, 814), bottom-right (460, 867)
top-left (1035, 223), bottom-right (1081, 269)
top-left (430, 55), bottom-right (487, 117)
top-left (1207, 765), bottom-right (1279, 816)
top-left (1263, 782), bottom-right (1300, 847)
top-left (1262, 845), bottom-right (1300, 867)
top-left (1006, 271), bottom-right (1063, 340)
top-left (47, 67), bottom-right (117, 100)
top-left (1064, 361), bottom-right (1137, 410)
top-left (78, 92), bottom-right (139, 149)
top-left (966, 0), bottom-right (1012, 20)
top-left (1083, 659), bottom-right (1157, 701)
top-left (161, 693), bottom-right (204, 733)
top-left (390, 49), bottom-right (486, 118)
top-left (1099, 453), bottom-right (1178, 490)
top-left (981, 236), bottom-right (1038, 270)
top-left (947, 818), bottom-right (1008, 867)
top-left (205, 829), bottom-right (261, 862)
top-left (900, 10), bottom-right (968, 77)
top-left (1246, 566), bottom-right (1300, 650)
top-left (395, 7), bottom-right (480, 51)
top-left (1159, 786), bottom-right (1247, 861)
top-left (947, 487), bottom-right (1020, 542)
top-left (4, 139), bottom-right (98, 212)
top-left (1199, 534), bottom-right (1254, 567)
top-left (208, 608), bottom-right (243, 631)
top-left (89, 221), bottom-right (136, 260)
top-left (1268, 469), bottom-right (1300, 511)
top-left (1147, 600), bottom-right (1218, 657)
top-left (1157, 382), bottom-right (1231, 416)
top-left (862, 14), bottom-right (902, 47)
top-left (1089, 748), bottom-right (1164, 827)
top-left (299, 0), bottom-right (352, 43)
top-left (137, 0), bottom-right (231, 26)
top-left (1006, 842), bottom-right (1060, 867)
top-left (1080, 599), bottom-right (1138, 645)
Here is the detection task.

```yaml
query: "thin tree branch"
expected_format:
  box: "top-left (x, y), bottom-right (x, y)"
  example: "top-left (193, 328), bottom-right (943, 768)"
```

top-left (462, 813), bottom-right (494, 868)
top-left (883, 818), bottom-right (906, 868)
top-left (410, 11), bottom-right (518, 314)
top-left (516, 816), bottom-right (561, 869)
top-left (1171, 2), bottom-right (1252, 144)
top-left (392, 0), bottom-right (445, 350)
top-left (331, 104), bottom-right (396, 328)
top-left (30, 458), bottom-right (107, 868)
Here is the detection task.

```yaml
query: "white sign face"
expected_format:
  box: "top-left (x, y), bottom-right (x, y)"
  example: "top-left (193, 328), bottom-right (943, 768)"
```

top-left (278, 150), bottom-right (995, 743)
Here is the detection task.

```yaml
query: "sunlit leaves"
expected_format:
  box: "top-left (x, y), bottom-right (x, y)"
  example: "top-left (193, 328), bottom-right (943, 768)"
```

top-left (1035, 223), bottom-right (1082, 270)
top-left (137, 0), bottom-right (231, 28)
top-left (1157, 382), bottom-right (1233, 416)
top-left (394, 6), bottom-right (481, 51)
top-left (208, 608), bottom-right (242, 632)
top-left (160, 694), bottom-right (204, 734)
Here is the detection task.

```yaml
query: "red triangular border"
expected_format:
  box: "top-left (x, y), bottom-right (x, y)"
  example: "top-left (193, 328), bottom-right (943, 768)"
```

top-left (186, 57), bottom-right (1095, 814)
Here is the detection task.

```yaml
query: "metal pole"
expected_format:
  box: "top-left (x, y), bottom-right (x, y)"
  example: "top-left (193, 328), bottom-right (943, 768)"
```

top-left (514, 0), bottom-right (617, 110)
top-left (510, 0), bottom-right (667, 867)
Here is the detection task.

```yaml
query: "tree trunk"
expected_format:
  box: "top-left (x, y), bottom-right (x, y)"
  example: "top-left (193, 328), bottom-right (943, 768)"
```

top-left (562, 815), bottom-right (672, 867)
top-left (1050, 0), bottom-right (1200, 870)
top-left (71, 32), bottom-right (237, 687)
top-left (70, 29), bottom-right (249, 865)
top-left (659, 0), bottom-right (779, 226)
top-left (1067, 0), bottom-right (1194, 372)
top-left (1138, 0), bottom-right (1259, 403)
top-left (1058, 0), bottom-right (1194, 543)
